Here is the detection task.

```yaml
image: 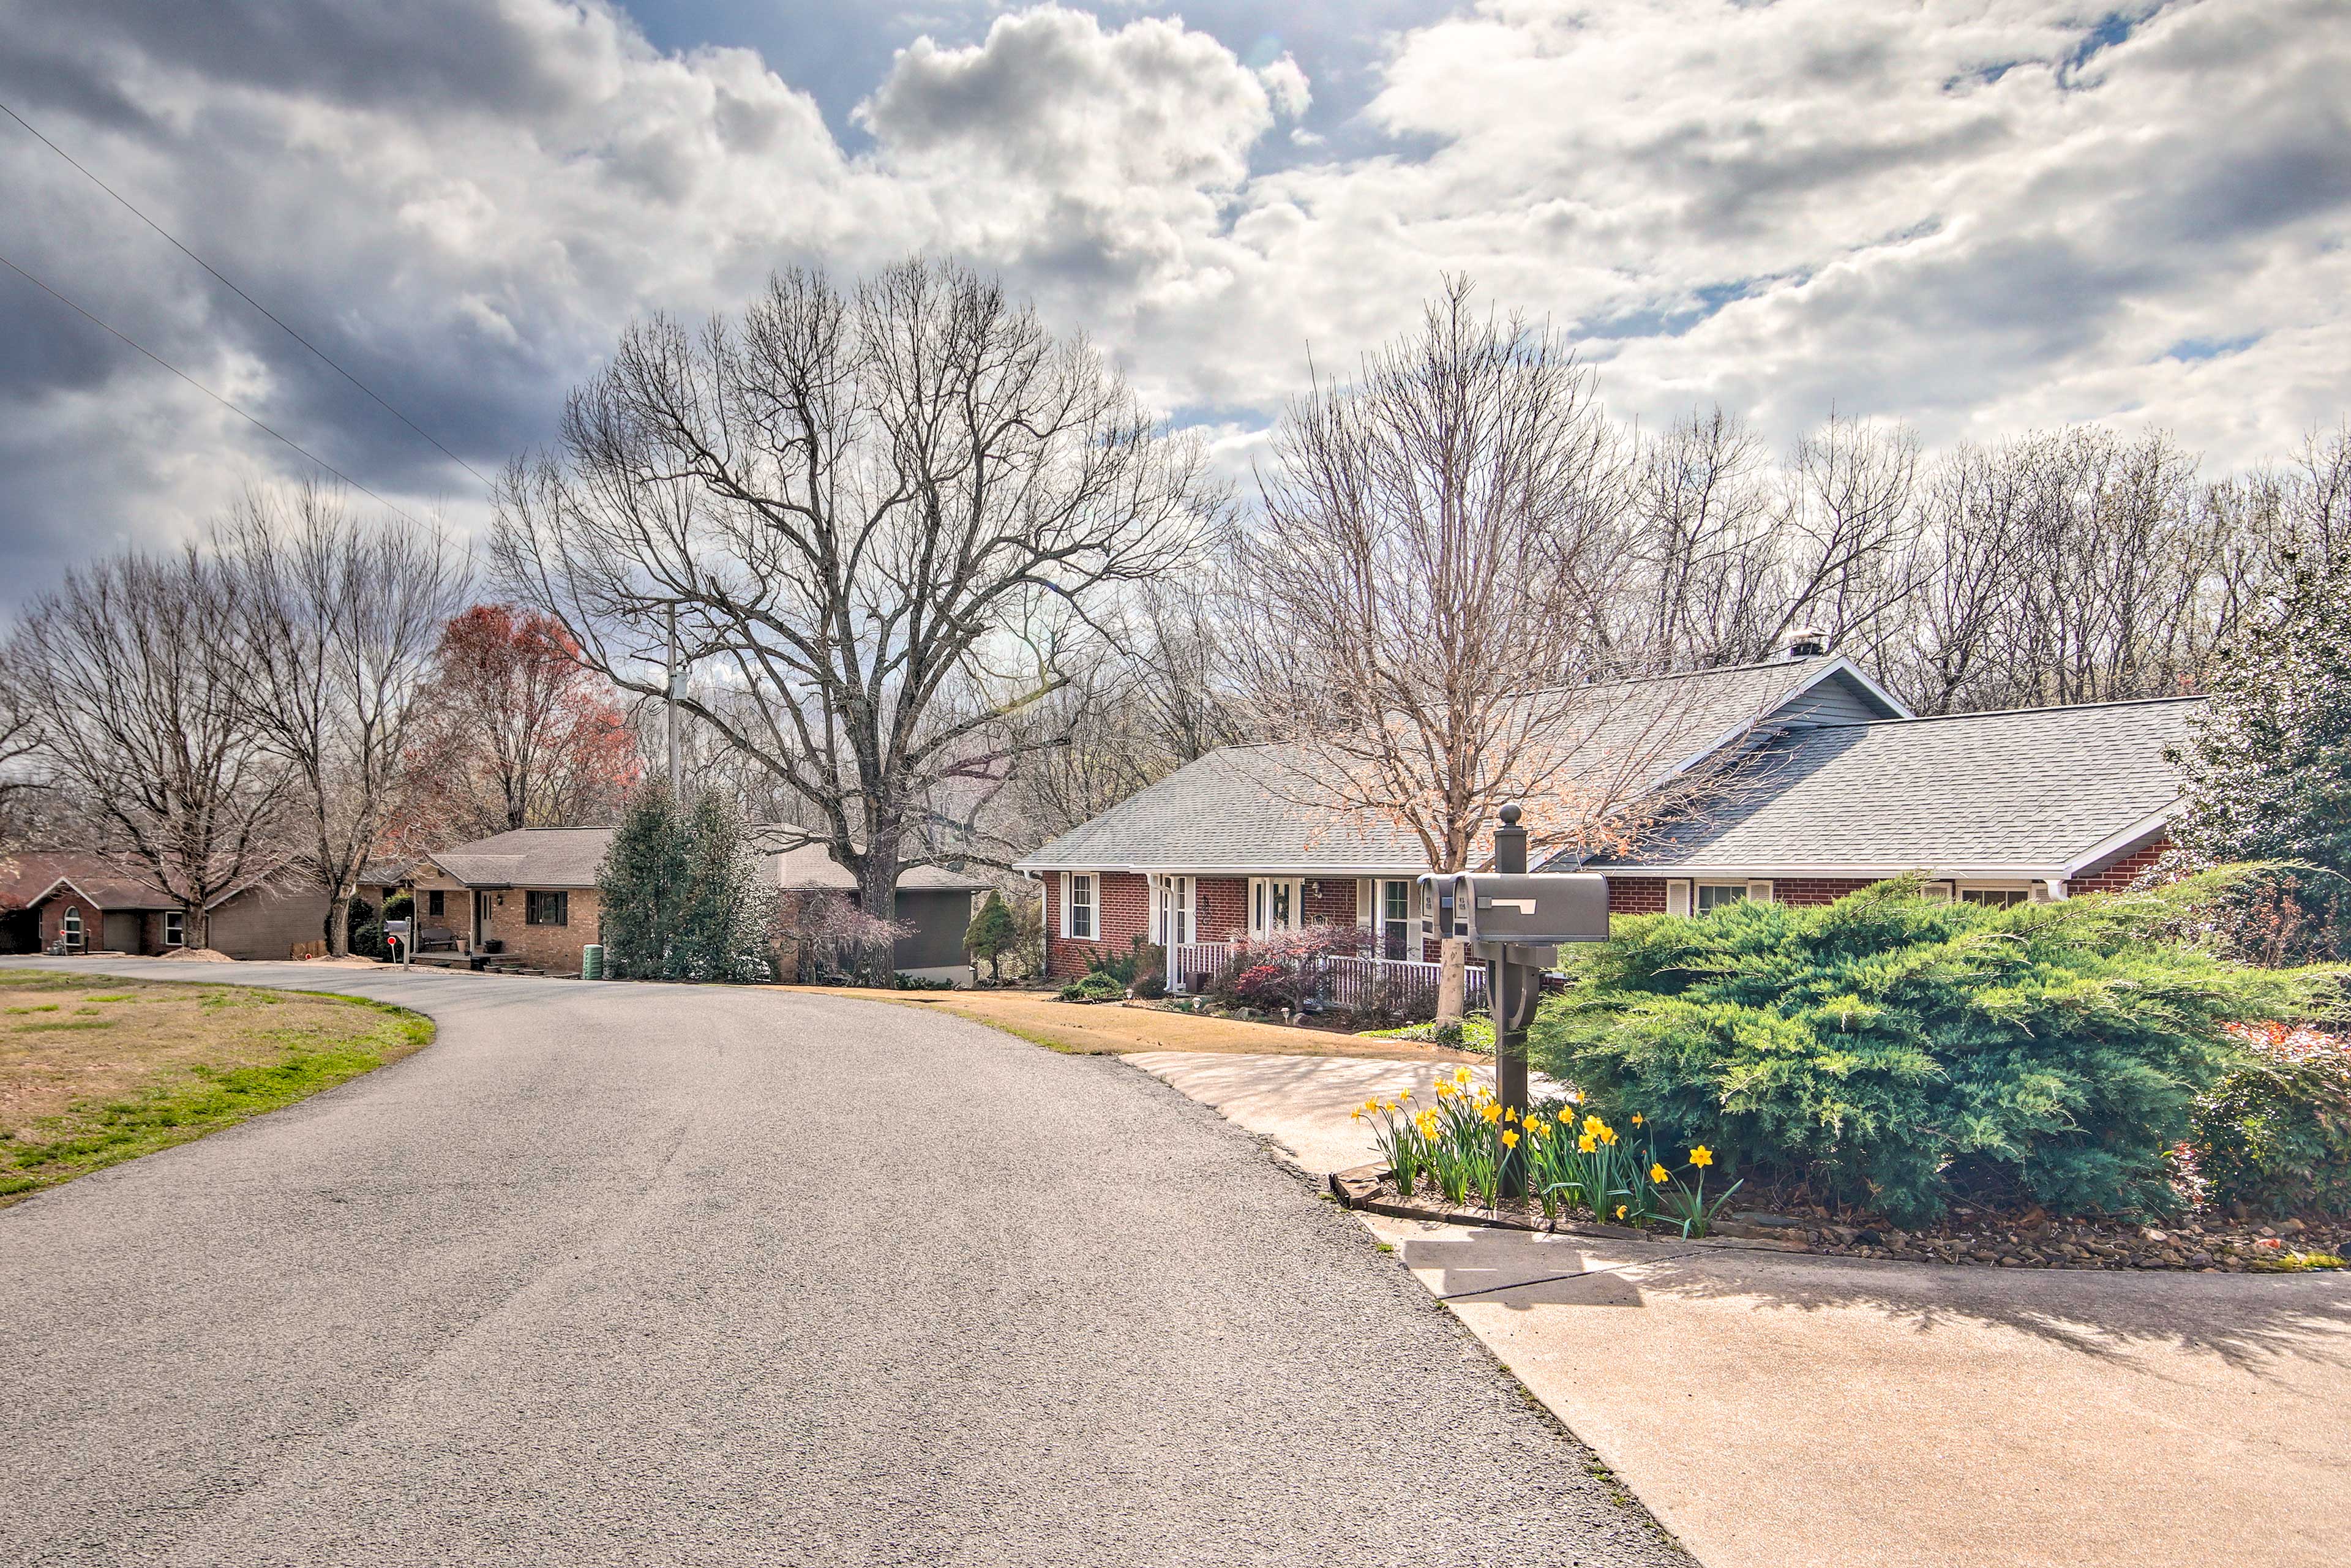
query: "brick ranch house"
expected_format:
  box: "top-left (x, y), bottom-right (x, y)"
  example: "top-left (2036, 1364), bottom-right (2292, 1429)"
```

top-left (1013, 649), bottom-right (2201, 992)
top-left (411, 826), bottom-right (985, 981)
top-left (0, 850), bottom-right (331, 960)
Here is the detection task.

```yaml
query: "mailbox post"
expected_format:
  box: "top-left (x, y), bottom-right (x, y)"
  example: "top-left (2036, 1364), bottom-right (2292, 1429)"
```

top-left (1420, 804), bottom-right (1613, 1196)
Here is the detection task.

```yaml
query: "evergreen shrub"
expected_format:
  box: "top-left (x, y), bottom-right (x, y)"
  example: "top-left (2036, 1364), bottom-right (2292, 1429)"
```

top-left (1531, 876), bottom-right (2331, 1224)
top-left (2192, 1023), bottom-right (2351, 1218)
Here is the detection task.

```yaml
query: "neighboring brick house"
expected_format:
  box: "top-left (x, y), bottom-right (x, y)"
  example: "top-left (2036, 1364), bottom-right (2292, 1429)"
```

top-left (1014, 648), bottom-right (2203, 985)
top-left (414, 826), bottom-right (984, 981)
top-left (410, 828), bottom-right (615, 973)
top-left (0, 851), bottom-right (329, 959)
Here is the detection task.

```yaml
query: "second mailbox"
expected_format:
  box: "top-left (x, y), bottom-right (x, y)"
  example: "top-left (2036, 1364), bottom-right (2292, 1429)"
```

top-left (1441, 871), bottom-right (1611, 947)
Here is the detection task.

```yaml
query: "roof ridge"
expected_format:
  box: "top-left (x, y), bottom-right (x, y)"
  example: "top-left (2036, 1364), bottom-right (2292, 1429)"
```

top-left (1801, 694), bottom-right (2207, 730)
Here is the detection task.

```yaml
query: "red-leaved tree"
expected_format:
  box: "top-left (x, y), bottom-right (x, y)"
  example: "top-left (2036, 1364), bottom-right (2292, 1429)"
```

top-left (400, 606), bottom-right (640, 841)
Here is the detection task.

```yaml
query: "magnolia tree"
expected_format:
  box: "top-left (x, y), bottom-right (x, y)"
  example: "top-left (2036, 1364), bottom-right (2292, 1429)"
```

top-left (1226, 279), bottom-right (1719, 1022)
top-left (492, 258), bottom-right (1215, 983)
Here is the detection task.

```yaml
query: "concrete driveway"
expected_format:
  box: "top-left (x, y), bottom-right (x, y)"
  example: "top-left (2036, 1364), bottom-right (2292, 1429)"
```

top-left (1138, 1047), bottom-right (2351, 1568)
top-left (0, 959), bottom-right (1681, 1567)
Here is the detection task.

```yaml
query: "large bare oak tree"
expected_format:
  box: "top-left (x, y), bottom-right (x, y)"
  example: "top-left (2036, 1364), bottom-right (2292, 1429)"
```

top-left (492, 258), bottom-right (1213, 980)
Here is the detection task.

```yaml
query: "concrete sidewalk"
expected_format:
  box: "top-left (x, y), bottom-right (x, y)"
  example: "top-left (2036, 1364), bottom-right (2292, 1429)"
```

top-left (1128, 1048), bottom-right (2351, 1568)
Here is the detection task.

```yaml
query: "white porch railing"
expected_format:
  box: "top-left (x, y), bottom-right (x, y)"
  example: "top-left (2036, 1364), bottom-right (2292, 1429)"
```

top-left (1164, 940), bottom-right (1490, 1015)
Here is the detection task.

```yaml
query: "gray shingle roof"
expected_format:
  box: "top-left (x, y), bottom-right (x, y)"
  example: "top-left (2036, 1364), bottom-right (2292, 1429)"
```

top-left (426, 825), bottom-right (986, 893)
top-left (1580, 696), bottom-right (2203, 877)
top-left (1014, 656), bottom-right (1902, 874)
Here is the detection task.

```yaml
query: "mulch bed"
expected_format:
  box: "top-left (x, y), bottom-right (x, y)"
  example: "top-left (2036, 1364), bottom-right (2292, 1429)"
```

top-left (1330, 1166), bottom-right (2349, 1273)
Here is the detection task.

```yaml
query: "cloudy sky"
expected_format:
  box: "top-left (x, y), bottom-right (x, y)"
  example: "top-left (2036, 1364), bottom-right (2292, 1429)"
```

top-left (1, 0), bottom-right (2345, 601)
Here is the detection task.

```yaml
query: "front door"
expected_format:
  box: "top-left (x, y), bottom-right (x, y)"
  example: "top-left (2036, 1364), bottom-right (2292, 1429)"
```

top-left (473, 890), bottom-right (487, 951)
top-left (1248, 877), bottom-right (1299, 940)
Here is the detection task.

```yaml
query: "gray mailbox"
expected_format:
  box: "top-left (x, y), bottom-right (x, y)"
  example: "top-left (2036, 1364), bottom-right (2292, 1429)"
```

top-left (1420, 871), bottom-right (1608, 953)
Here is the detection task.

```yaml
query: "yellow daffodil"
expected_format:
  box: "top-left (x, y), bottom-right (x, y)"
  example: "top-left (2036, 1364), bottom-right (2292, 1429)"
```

top-left (1558, 1109), bottom-right (1575, 1127)
top-left (1631, 1113), bottom-right (1644, 1126)
top-left (1454, 1067), bottom-right (1472, 1085)
top-left (1578, 1134), bottom-right (1597, 1153)
top-left (1503, 1105), bottom-right (1520, 1123)
top-left (1599, 1126), bottom-right (1619, 1146)
top-left (1350, 1108), bottom-right (1363, 1122)
top-left (1480, 1101), bottom-right (1504, 1124)
top-left (1398, 1089), bottom-right (1412, 1103)
top-left (1501, 1129), bottom-right (1520, 1149)
top-left (1583, 1114), bottom-right (1603, 1136)
top-left (1616, 1204), bottom-right (1627, 1220)
top-left (1566, 1089), bottom-right (1581, 1104)
top-left (1650, 1163), bottom-right (1670, 1184)
top-left (1526, 1120), bottom-right (1546, 1139)
top-left (1690, 1146), bottom-right (1714, 1168)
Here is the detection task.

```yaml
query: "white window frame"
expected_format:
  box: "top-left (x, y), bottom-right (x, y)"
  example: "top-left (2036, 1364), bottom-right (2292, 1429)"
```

top-left (61, 906), bottom-right (84, 951)
top-left (1695, 882), bottom-right (1749, 915)
top-left (163, 909), bottom-right (186, 947)
top-left (1957, 883), bottom-right (2033, 909)
top-left (1248, 876), bottom-right (1301, 940)
top-left (1063, 872), bottom-right (1097, 940)
top-left (1155, 875), bottom-right (1193, 947)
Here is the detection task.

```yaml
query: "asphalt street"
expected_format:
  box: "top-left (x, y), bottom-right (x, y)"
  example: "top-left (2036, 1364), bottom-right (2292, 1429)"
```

top-left (0, 961), bottom-right (1685, 1566)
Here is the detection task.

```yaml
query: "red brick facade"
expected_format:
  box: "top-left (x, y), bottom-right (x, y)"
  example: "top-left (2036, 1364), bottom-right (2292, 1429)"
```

top-left (1770, 877), bottom-right (1880, 906)
top-left (2066, 835), bottom-right (2170, 895)
top-left (1041, 872), bottom-right (1376, 980)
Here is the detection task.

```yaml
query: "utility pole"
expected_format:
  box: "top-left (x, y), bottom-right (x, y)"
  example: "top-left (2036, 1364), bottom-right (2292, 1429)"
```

top-left (665, 604), bottom-right (681, 796)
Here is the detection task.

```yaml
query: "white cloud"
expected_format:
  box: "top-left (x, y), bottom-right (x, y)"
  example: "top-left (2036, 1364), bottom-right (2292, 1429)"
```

top-left (0, 0), bottom-right (2345, 605)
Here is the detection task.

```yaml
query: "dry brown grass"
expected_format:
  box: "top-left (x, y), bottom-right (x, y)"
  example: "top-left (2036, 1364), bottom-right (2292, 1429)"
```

top-left (774, 985), bottom-right (1482, 1062)
top-left (0, 968), bottom-right (432, 1201)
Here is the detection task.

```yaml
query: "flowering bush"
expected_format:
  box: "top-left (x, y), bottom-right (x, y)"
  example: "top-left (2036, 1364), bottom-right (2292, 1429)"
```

top-left (1355, 1071), bottom-right (1742, 1233)
top-left (2192, 1022), bottom-right (2351, 1217)
top-left (1208, 925), bottom-right (1371, 1012)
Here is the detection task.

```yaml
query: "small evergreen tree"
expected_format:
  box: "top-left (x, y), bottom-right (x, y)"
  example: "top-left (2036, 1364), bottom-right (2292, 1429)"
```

top-left (675, 790), bottom-right (776, 981)
top-left (965, 891), bottom-right (1017, 981)
top-left (596, 788), bottom-right (691, 978)
top-left (2171, 555), bottom-right (2351, 962)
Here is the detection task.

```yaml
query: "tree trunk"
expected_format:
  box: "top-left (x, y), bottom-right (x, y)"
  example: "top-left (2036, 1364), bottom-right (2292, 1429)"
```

top-left (327, 891), bottom-right (353, 958)
top-left (1436, 937), bottom-right (1469, 1026)
top-left (857, 853), bottom-right (899, 988)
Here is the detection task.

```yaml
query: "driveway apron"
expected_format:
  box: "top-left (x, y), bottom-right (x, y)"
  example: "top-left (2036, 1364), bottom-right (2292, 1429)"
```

top-left (0, 962), bottom-right (1683, 1567)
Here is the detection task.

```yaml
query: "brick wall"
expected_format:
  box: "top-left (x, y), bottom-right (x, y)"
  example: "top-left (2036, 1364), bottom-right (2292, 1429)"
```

top-left (1606, 877), bottom-right (1666, 915)
top-left (475, 887), bottom-right (602, 972)
top-left (1043, 871), bottom-right (1151, 979)
top-left (38, 891), bottom-right (102, 951)
top-left (1196, 877), bottom-right (1247, 943)
top-left (2068, 834), bottom-right (2170, 895)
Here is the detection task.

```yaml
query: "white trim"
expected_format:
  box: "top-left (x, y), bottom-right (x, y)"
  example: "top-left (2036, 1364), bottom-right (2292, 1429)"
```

top-left (1016, 860), bottom-right (1430, 877)
top-left (1354, 877), bottom-right (1372, 928)
top-left (1247, 876), bottom-right (1302, 939)
top-left (1664, 879), bottom-right (1692, 917)
top-left (1745, 879), bottom-right (1774, 904)
top-left (163, 909), bottom-right (186, 947)
top-left (1062, 871), bottom-right (1097, 941)
top-left (2061, 806), bottom-right (2178, 877)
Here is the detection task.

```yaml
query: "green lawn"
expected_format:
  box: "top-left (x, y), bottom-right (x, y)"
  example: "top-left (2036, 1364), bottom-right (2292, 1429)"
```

top-left (0, 969), bottom-right (432, 1203)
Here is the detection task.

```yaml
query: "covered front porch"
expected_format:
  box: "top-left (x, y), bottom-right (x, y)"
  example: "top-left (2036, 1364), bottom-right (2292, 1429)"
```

top-left (1140, 871), bottom-right (1488, 1015)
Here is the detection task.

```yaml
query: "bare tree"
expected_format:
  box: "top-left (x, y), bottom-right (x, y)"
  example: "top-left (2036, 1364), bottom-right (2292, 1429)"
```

top-left (4, 548), bottom-right (292, 948)
top-left (492, 258), bottom-right (1215, 981)
top-left (223, 482), bottom-right (469, 953)
top-left (1226, 277), bottom-right (1662, 1022)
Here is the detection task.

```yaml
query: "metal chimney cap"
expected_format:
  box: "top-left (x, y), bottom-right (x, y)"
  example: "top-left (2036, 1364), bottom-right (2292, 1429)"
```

top-left (1785, 626), bottom-right (1830, 658)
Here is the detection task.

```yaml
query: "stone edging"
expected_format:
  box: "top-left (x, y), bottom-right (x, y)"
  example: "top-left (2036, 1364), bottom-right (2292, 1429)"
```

top-left (1326, 1164), bottom-right (2346, 1272)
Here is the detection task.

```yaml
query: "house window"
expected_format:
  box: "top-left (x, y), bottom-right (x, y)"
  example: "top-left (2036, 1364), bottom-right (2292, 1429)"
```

top-left (61, 907), bottom-right (83, 951)
top-left (1959, 887), bottom-right (2030, 909)
top-left (1381, 879), bottom-right (1413, 960)
top-left (1248, 877), bottom-right (1300, 939)
top-left (426, 889), bottom-right (445, 918)
top-left (1065, 874), bottom-right (1095, 940)
top-left (163, 910), bottom-right (185, 947)
top-left (1155, 876), bottom-right (1192, 947)
top-left (525, 890), bottom-right (569, 926)
top-left (1695, 883), bottom-right (1748, 914)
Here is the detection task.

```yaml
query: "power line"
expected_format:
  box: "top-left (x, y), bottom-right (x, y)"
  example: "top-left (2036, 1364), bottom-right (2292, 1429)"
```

top-left (0, 246), bottom-right (430, 530)
top-left (0, 97), bottom-right (495, 492)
